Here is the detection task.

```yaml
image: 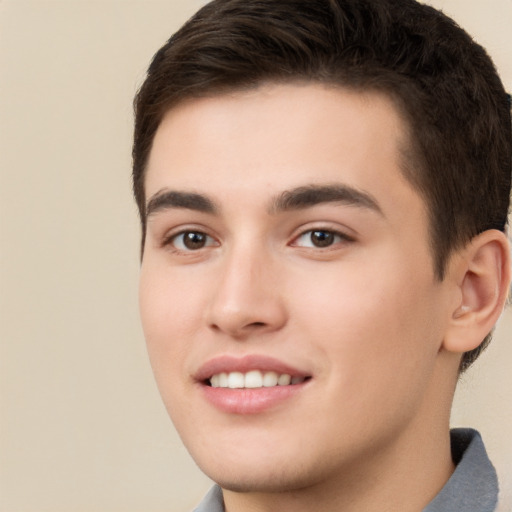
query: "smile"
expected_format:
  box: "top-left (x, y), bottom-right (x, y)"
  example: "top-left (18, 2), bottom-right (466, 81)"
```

top-left (209, 370), bottom-right (308, 388)
top-left (197, 355), bottom-right (312, 413)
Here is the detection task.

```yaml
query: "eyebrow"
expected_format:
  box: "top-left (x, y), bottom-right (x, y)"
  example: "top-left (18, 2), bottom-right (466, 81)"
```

top-left (270, 184), bottom-right (383, 215)
top-left (145, 183), bottom-right (383, 218)
top-left (146, 189), bottom-right (217, 217)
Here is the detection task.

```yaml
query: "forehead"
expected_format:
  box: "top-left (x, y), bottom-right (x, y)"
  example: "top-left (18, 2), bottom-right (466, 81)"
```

top-left (144, 83), bottom-right (423, 220)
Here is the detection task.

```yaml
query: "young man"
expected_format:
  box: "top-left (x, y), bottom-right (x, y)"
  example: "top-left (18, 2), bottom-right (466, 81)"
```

top-left (133, 1), bottom-right (511, 510)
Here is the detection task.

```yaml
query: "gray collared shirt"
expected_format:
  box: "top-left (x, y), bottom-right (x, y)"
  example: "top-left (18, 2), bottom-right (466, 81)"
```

top-left (193, 429), bottom-right (498, 512)
top-left (424, 429), bottom-right (498, 512)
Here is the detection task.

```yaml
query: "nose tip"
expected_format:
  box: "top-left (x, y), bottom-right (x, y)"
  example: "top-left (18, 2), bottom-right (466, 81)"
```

top-left (205, 259), bottom-right (287, 339)
top-left (209, 301), bottom-right (285, 339)
top-left (209, 311), bottom-right (278, 339)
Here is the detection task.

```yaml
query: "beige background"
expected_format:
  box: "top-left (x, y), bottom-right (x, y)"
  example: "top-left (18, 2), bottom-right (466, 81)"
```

top-left (0, 1), bottom-right (511, 511)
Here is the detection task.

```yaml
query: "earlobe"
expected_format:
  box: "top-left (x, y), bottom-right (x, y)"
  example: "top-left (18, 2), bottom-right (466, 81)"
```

top-left (443, 229), bottom-right (510, 354)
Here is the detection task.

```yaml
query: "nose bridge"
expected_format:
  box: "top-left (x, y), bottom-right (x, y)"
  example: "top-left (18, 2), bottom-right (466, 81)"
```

top-left (206, 238), bottom-right (286, 337)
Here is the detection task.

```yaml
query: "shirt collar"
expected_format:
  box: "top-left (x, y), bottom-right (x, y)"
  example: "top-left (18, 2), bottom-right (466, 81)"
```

top-left (423, 428), bottom-right (498, 512)
top-left (194, 484), bottom-right (224, 512)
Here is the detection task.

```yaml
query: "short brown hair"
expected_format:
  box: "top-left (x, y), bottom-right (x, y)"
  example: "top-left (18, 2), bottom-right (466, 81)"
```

top-left (133, 0), bottom-right (511, 371)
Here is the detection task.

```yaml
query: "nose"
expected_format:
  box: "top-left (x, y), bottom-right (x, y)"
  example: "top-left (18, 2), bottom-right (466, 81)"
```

top-left (205, 245), bottom-right (288, 340)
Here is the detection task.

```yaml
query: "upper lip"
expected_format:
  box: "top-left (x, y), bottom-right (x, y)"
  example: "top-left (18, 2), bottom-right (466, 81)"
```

top-left (195, 354), bottom-right (310, 382)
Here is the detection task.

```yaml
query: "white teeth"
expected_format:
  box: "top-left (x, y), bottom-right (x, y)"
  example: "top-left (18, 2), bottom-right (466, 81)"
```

top-left (227, 372), bottom-right (245, 389)
top-left (262, 371), bottom-right (278, 387)
top-left (209, 370), bottom-right (305, 389)
top-left (277, 373), bottom-right (291, 386)
top-left (218, 372), bottom-right (228, 387)
top-left (245, 370), bottom-right (263, 388)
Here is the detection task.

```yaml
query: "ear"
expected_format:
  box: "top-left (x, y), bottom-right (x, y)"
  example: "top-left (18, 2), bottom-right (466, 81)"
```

top-left (442, 229), bottom-right (510, 354)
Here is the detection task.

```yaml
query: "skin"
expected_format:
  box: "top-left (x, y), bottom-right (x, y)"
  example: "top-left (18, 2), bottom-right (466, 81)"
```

top-left (139, 83), bottom-right (505, 512)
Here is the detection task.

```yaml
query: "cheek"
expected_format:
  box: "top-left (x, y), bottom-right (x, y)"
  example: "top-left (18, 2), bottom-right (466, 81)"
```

top-left (301, 277), bottom-right (442, 445)
top-left (138, 265), bottom-right (203, 386)
top-left (140, 261), bottom-right (204, 332)
top-left (290, 257), bottom-right (442, 388)
top-left (139, 264), bottom-right (215, 429)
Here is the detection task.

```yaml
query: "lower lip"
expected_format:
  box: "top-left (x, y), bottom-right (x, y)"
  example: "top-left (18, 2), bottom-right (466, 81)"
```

top-left (200, 382), bottom-right (307, 414)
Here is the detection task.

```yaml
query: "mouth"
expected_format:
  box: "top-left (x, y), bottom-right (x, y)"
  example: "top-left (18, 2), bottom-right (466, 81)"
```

top-left (207, 370), bottom-right (310, 389)
top-left (196, 355), bottom-right (312, 414)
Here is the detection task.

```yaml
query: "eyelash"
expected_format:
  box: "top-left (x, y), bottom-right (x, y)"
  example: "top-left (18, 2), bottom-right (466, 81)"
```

top-left (162, 227), bottom-right (354, 253)
top-left (291, 228), bottom-right (354, 249)
top-left (163, 230), bottom-right (218, 252)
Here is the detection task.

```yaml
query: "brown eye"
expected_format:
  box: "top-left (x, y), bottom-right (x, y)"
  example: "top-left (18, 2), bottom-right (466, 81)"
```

top-left (293, 229), bottom-right (352, 249)
top-left (310, 230), bottom-right (335, 247)
top-left (171, 231), bottom-right (216, 251)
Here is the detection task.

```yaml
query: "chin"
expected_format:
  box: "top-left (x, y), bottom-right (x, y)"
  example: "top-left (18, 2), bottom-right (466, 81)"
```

top-left (191, 447), bottom-right (333, 494)
top-left (203, 466), bottom-right (317, 494)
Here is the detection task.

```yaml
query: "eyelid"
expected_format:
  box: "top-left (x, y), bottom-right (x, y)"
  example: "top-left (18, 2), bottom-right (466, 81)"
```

top-left (161, 226), bottom-right (220, 252)
top-left (290, 226), bottom-right (355, 249)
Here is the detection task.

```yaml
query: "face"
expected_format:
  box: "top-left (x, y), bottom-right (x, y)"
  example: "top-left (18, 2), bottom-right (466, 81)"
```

top-left (139, 84), bottom-right (456, 492)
